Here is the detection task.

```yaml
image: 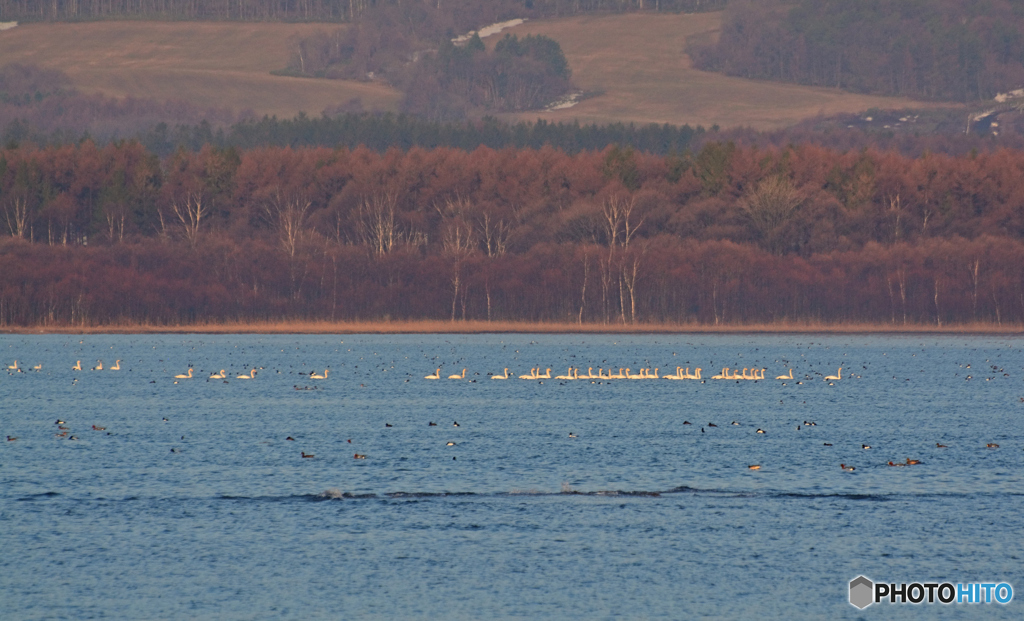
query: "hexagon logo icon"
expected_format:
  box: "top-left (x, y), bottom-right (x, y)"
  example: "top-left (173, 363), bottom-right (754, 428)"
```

top-left (849, 576), bottom-right (874, 609)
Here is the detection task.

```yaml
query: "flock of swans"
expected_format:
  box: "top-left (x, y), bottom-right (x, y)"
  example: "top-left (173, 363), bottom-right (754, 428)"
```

top-left (427, 366), bottom-right (845, 382)
top-left (5, 360), bottom-right (332, 382)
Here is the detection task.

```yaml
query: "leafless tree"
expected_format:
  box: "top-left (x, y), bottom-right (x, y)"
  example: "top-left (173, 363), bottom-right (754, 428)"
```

top-left (4, 196), bottom-right (29, 239)
top-left (741, 176), bottom-right (802, 254)
top-left (263, 191), bottom-right (313, 258)
top-left (358, 190), bottom-right (399, 255)
top-left (170, 192), bottom-right (208, 248)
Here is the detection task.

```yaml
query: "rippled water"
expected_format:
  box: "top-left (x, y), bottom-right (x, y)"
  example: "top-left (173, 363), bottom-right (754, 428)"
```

top-left (2, 333), bottom-right (1022, 619)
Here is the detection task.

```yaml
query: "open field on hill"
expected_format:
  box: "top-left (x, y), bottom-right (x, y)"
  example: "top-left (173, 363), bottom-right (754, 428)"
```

top-left (0, 21), bottom-right (401, 118)
top-left (0, 14), bottom-right (948, 129)
top-left (4, 321), bottom-right (1021, 335)
top-left (497, 12), bottom-right (946, 130)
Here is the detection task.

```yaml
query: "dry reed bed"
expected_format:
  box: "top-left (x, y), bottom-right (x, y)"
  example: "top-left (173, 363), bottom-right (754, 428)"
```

top-left (3, 321), bottom-right (1021, 335)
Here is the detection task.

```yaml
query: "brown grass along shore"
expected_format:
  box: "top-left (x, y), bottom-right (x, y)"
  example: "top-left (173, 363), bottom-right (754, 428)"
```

top-left (2, 320), bottom-right (1021, 335)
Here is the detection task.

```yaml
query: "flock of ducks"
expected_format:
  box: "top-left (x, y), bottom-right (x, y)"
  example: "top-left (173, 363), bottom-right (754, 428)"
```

top-left (427, 366), bottom-right (844, 382)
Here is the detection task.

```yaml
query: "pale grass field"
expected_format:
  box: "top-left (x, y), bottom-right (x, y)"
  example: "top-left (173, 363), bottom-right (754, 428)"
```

top-left (498, 12), bottom-right (946, 130)
top-left (0, 14), bottom-right (947, 129)
top-left (0, 21), bottom-right (401, 118)
top-left (4, 320), bottom-right (1020, 335)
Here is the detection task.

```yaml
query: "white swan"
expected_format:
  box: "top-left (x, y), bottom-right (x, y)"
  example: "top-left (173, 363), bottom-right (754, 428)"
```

top-left (825, 367), bottom-right (842, 381)
top-left (236, 369), bottom-right (256, 379)
top-left (110, 360), bottom-right (121, 371)
top-left (555, 367), bottom-right (574, 380)
top-left (174, 368), bottom-right (194, 379)
top-left (425, 368), bottom-right (441, 379)
top-left (72, 360), bottom-right (82, 371)
top-left (311, 369), bottom-right (329, 379)
top-left (712, 368), bottom-right (729, 380)
top-left (448, 368), bottom-right (466, 379)
top-left (519, 367), bottom-right (538, 379)
top-left (491, 368), bottom-right (510, 379)
top-left (7, 360), bottom-right (18, 370)
top-left (92, 360), bottom-right (103, 371)
top-left (776, 369), bottom-right (793, 380)
top-left (209, 369), bottom-right (226, 379)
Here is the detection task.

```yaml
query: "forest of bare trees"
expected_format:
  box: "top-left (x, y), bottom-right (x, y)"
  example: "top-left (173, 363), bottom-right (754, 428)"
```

top-left (693, 0), bottom-right (1024, 101)
top-left (2, 139), bottom-right (1024, 327)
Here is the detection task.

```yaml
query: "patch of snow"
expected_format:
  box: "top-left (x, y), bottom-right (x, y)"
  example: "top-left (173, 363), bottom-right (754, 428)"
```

top-left (0, 22), bottom-right (17, 31)
top-left (545, 91), bottom-right (582, 111)
top-left (452, 19), bottom-right (526, 45)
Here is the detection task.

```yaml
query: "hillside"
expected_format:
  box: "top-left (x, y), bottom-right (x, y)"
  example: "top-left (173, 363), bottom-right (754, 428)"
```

top-left (0, 14), bottom-right (941, 130)
top-left (497, 12), bottom-right (942, 130)
top-left (0, 21), bottom-right (401, 119)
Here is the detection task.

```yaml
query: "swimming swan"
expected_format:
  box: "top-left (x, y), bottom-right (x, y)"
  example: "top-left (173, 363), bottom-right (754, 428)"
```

top-left (825, 368), bottom-right (842, 381)
top-left (491, 368), bottom-right (510, 379)
top-left (712, 368), bottom-right (729, 380)
top-left (72, 360), bottom-right (82, 371)
top-left (448, 368), bottom-right (467, 379)
top-left (174, 368), bottom-right (193, 379)
top-left (776, 369), bottom-right (793, 380)
top-left (311, 369), bottom-right (329, 379)
top-left (236, 369), bottom-right (256, 379)
top-left (110, 360), bottom-right (121, 370)
top-left (209, 370), bottom-right (226, 379)
top-left (425, 368), bottom-right (441, 379)
top-left (92, 360), bottom-right (103, 371)
top-left (6, 360), bottom-right (17, 370)
top-left (519, 367), bottom-right (539, 379)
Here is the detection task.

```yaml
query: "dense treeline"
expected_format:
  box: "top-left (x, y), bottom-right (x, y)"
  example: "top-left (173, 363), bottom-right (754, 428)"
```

top-left (694, 0), bottom-right (1024, 101)
top-left (0, 0), bottom-right (725, 22)
top-left (2, 141), bottom-right (1024, 326)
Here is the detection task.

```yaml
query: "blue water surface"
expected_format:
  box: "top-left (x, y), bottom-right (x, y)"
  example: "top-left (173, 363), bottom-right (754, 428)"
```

top-left (1, 333), bottom-right (1022, 619)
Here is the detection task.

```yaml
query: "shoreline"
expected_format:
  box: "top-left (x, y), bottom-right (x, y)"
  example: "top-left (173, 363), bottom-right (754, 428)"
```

top-left (2, 320), bottom-right (1022, 335)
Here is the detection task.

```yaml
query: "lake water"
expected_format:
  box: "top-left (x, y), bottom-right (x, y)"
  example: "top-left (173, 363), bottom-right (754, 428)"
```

top-left (1, 333), bottom-right (1022, 619)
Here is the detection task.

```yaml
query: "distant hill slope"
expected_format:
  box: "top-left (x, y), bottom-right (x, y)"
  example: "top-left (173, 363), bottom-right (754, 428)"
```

top-left (0, 21), bottom-right (401, 119)
top-left (0, 14), bottom-right (941, 129)
top-left (498, 12), bottom-right (945, 130)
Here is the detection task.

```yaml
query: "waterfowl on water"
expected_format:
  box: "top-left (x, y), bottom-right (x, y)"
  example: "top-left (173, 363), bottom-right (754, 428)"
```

top-left (72, 361), bottom-right (82, 371)
top-left (6, 436), bottom-right (16, 441)
top-left (448, 368), bottom-right (466, 379)
top-left (236, 369), bottom-right (256, 379)
top-left (301, 452), bottom-right (314, 458)
top-left (310, 369), bottom-right (329, 379)
top-left (428, 422), bottom-right (437, 426)
top-left (174, 368), bottom-right (193, 379)
top-left (110, 360), bottom-right (121, 370)
top-left (887, 461), bottom-right (905, 467)
top-left (354, 453), bottom-right (367, 459)
top-left (491, 368), bottom-right (510, 379)
top-left (748, 465), bottom-right (761, 470)
top-left (92, 360), bottom-right (103, 371)
top-left (446, 442), bottom-right (456, 446)
top-left (936, 443), bottom-right (947, 448)
top-left (425, 368), bottom-right (441, 379)
top-left (568, 433), bottom-right (577, 438)
top-left (209, 370), bottom-right (226, 379)
top-left (453, 421), bottom-right (459, 427)
top-left (385, 423), bottom-right (392, 428)
top-left (840, 464), bottom-right (855, 472)
top-left (906, 458), bottom-right (921, 465)
top-left (683, 421), bottom-right (692, 425)
top-left (707, 423), bottom-right (718, 428)
top-left (987, 443), bottom-right (1000, 448)
top-left (756, 429), bottom-right (765, 434)
top-left (92, 425), bottom-right (105, 431)
top-left (776, 369), bottom-right (793, 380)
top-left (823, 443), bottom-right (833, 446)
top-left (286, 437), bottom-right (295, 441)
top-left (862, 444), bottom-right (871, 449)
top-left (825, 368), bottom-right (842, 381)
